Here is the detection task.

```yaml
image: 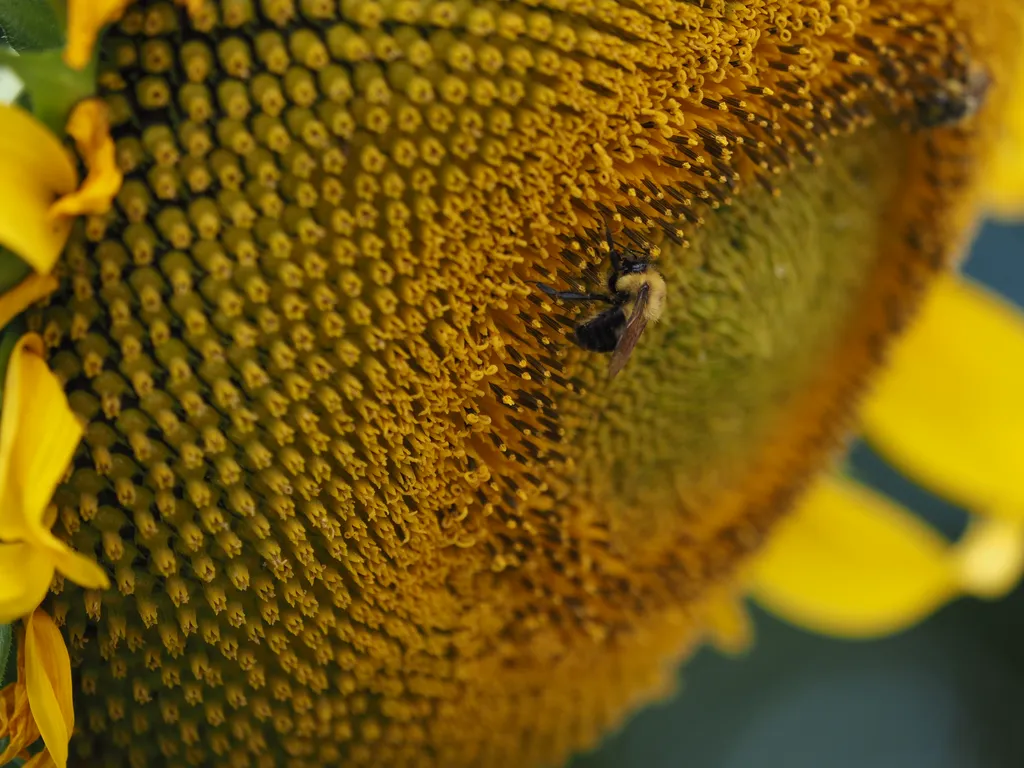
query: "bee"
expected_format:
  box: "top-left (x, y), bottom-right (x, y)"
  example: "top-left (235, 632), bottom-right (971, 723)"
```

top-left (915, 65), bottom-right (990, 129)
top-left (538, 225), bottom-right (666, 379)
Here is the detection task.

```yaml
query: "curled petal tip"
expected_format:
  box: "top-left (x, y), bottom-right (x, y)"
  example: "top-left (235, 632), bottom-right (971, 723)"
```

top-left (955, 518), bottom-right (1024, 598)
top-left (49, 99), bottom-right (122, 220)
top-left (63, 0), bottom-right (135, 71)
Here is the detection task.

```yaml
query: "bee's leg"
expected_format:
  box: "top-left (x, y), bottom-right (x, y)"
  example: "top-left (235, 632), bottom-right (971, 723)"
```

top-left (551, 292), bottom-right (614, 302)
top-left (535, 283), bottom-right (613, 303)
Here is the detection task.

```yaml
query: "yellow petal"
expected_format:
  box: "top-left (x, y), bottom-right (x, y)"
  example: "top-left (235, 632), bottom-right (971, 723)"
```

top-left (48, 99), bottom-right (122, 220)
top-left (0, 334), bottom-right (108, 595)
top-left (954, 517), bottom-right (1024, 598)
top-left (37, 528), bottom-right (109, 590)
top-left (987, 129), bottom-right (1024, 218)
top-left (701, 591), bottom-right (753, 656)
top-left (63, 0), bottom-right (134, 71)
top-left (0, 334), bottom-right (109, 594)
top-left (0, 274), bottom-right (59, 329)
top-left (0, 107), bottom-right (76, 272)
top-left (24, 610), bottom-right (73, 768)
top-left (860, 274), bottom-right (1024, 521)
top-left (0, 542), bottom-right (55, 623)
top-left (986, 44), bottom-right (1024, 218)
top-left (0, 651), bottom-right (41, 764)
top-left (749, 475), bottom-right (957, 638)
top-left (0, 334), bottom-right (83, 539)
top-left (24, 751), bottom-right (59, 768)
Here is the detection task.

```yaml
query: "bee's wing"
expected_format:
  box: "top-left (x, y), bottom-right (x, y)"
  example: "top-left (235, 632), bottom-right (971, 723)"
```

top-left (607, 283), bottom-right (650, 379)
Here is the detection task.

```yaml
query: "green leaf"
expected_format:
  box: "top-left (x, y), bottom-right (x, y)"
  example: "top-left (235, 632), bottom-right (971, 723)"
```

top-left (0, 46), bottom-right (94, 133)
top-left (0, 622), bottom-right (12, 687)
top-left (0, 321), bottom-right (25, 403)
top-left (0, 0), bottom-right (63, 52)
top-left (0, 247), bottom-right (32, 298)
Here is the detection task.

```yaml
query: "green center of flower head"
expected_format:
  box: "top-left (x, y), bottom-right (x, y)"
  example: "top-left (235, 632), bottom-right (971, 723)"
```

top-left (18, 0), bottom-right (1006, 765)
top-left (575, 131), bottom-right (905, 528)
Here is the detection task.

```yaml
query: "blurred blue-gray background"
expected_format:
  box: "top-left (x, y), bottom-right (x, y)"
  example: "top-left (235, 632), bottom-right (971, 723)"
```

top-left (572, 222), bottom-right (1024, 768)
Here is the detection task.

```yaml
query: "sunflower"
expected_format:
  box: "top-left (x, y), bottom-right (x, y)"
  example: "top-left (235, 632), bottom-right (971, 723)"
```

top-left (0, 1), bottom-right (1021, 767)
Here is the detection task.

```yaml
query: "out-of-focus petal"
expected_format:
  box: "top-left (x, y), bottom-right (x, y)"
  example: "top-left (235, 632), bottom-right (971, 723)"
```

top-left (861, 274), bottom-right (1024, 521)
top-left (0, 335), bottom-right (83, 539)
top-left (0, 543), bottom-right (55, 623)
top-left (701, 591), bottom-right (753, 656)
top-left (986, 45), bottom-right (1024, 218)
top-left (49, 99), bottom-right (121, 219)
top-left (0, 107), bottom-right (76, 272)
top-left (749, 475), bottom-right (957, 638)
top-left (954, 518), bottom-right (1024, 598)
top-left (0, 334), bottom-right (108, 603)
top-left (0, 650), bottom-right (41, 763)
top-left (24, 610), bottom-right (73, 767)
top-left (40, 531), bottom-right (109, 590)
top-left (24, 750), bottom-right (60, 767)
top-left (63, 0), bottom-right (134, 71)
top-left (0, 274), bottom-right (59, 328)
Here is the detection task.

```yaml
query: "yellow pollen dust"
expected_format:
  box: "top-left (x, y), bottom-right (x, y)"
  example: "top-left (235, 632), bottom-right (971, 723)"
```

top-left (28, 1), bottom-right (1011, 767)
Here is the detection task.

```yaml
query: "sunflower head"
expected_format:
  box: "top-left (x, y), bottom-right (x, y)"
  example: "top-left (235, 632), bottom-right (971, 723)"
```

top-left (0, 1), bottom-right (1020, 766)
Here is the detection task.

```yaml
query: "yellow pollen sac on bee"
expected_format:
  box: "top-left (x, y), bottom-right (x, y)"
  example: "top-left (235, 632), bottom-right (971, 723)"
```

top-left (31, 1), bottom-right (1017, 766)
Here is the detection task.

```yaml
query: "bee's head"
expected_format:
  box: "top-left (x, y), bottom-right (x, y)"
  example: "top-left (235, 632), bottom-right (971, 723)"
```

top-left (619, 257), bottom-right (652, 275)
